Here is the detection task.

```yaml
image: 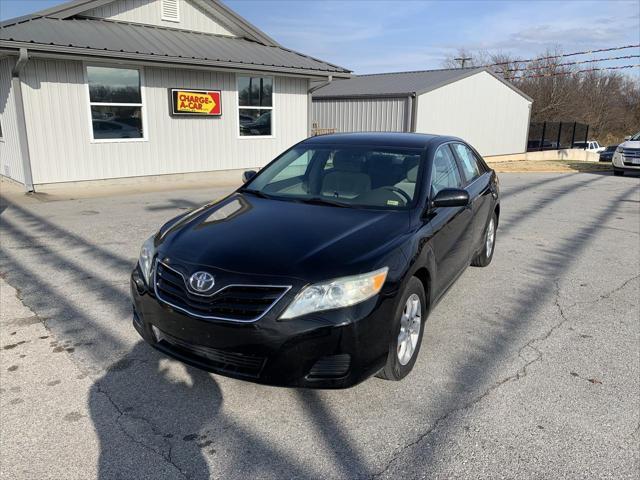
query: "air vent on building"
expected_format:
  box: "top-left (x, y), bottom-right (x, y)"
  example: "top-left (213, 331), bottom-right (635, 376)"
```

top-left (161, 0), bottom-right (180, 23)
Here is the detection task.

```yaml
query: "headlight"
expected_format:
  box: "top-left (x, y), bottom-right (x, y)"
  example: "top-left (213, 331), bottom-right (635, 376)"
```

top-left (138, 235), bottom-right (156, 284)
top-left (615, 146), bottom-right (623, 153)
top-left (280, 267), bottom-right (388, 319)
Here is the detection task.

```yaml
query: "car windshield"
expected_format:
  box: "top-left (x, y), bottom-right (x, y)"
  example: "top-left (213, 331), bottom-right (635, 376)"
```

top-left (631, 132), bottom-right (640, 141)
top-left (242, 145), bottom-right (424, 210)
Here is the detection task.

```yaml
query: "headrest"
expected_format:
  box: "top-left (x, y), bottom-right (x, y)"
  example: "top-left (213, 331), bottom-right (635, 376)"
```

top-left (366, 154), bottom-right (391, 171)
top-left (333, 151), bottom-right (365, 172)
top-left (406, 165), bottom-right (419, 182)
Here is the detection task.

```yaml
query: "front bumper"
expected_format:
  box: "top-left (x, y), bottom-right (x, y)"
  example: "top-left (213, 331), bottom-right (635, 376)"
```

top-left (131, 267), bottom-right (396, 388)
top-left (613, 152), bottom-right (640, 171)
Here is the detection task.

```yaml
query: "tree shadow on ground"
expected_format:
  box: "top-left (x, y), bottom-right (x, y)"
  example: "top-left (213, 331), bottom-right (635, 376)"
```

top-left (1, 177), bottom-right (637, 479)
top-left (373, 181), bottom-right (640, 477)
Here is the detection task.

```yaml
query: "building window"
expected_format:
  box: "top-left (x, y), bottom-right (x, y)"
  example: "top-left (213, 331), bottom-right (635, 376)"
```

top-left (87, 65), bottom-right (145, 141)
top-left (238, 76), bottom-right (273, 137)
top-left (161, 0), bottom-right (180, 22)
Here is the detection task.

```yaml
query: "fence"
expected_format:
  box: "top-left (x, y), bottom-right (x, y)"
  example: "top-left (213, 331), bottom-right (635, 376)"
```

top-left (527, 122), bottom-right (589, 151)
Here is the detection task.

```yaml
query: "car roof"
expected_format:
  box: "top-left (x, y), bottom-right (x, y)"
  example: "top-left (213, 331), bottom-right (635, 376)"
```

top-left (302, 132), bottom-right (460, 149)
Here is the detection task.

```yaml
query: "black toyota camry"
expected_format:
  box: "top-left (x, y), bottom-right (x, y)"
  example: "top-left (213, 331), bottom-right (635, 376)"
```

top-left (131, 133), bottom-right (500, 388)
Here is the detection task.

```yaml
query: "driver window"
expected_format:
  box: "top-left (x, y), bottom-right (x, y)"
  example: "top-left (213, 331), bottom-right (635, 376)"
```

top-left (431, 145), bottom-right (462, 196)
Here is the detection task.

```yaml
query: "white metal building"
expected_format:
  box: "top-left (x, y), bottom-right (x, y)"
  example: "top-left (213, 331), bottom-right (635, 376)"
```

top-left (311, 68), bottom-right (533, 157)
top-left (0, 0), bottom-right (349, 190)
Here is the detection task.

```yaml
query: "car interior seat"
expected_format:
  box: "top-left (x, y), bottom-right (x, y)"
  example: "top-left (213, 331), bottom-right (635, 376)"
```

top-left (322, 151), bottom-right (371, 198)
top-left (395, 156), bottom-right (420, 197)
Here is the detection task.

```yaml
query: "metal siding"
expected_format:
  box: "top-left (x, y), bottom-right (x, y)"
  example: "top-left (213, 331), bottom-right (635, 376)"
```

top-left (20, 58), bottom-right (308, 184)
top-left (415, 71), bottom-right (531, 156)
top-left (0, 57), bottom-right (25, 183)
top-left (311, 97), bottom-right (407, 133)
top-left (83, 0), bottom-right (235, 36)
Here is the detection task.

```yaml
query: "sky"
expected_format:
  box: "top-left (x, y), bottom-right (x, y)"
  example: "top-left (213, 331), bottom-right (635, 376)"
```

top-left (1, 0), bottom-right (638, 74)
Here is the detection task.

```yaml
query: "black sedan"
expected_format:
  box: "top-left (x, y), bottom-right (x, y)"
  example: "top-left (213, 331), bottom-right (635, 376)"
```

top-left (131, 133), bottom-right (500, 388)
top-left (599, 145), bottom-right (618, 162)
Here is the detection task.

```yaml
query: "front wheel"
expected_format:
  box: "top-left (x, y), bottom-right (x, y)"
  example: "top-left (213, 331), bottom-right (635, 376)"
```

top-left (471, 211), bottom-right (497, 267)
top-left (613, 169), bottom-right (624, 177)
top-left (377, 277), bottom-right (426, 381)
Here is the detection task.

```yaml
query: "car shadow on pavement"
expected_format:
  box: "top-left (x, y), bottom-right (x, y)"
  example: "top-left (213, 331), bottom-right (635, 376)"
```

top-left (0, 195), bottom-right (354, 477)
top-left (89, 342), bottom-right (343, 479)
top-left (89, 342), bottom-right (221, 479)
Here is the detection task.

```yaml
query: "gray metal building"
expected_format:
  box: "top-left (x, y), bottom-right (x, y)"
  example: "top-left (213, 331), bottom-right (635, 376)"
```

top-left (0, 0), bottom-right (349, 190)
top-left (312, 68), bottom-right (533, 157)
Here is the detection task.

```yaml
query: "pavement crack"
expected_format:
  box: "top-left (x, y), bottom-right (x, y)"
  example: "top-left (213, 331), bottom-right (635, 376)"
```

top-left (566, 274), bottom-right (640, 310)
top-left (96, 382), bottom-right (189, 480)
top-left (370, 279), bottom-right (570, 480)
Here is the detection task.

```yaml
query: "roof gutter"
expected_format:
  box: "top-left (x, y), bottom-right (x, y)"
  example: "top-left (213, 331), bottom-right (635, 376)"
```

top-left (0, 42), bottom-right (351, 79)
top-left (11, 47), bottom-right (35, 192)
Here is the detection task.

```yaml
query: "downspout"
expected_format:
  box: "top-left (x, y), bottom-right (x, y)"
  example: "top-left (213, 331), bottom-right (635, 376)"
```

top-left (307, 75), bottom-right (333, 137)
top-left (409, 93), bottom-right (418, 133)
top-left (11, 48), bottom-right (34, 192)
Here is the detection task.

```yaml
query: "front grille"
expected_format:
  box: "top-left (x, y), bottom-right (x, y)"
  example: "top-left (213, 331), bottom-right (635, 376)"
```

top-left (622, 148), bottom-right (640, 159)
top-left (154, 261), bottom-right (290, 322)
top-left (307, 354), bottom-right (351, 379)
top-left (155, 328), bottom-right (266, 378)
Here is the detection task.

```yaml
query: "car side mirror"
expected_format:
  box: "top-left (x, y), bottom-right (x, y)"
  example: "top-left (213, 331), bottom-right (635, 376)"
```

top-left (431, 188), bottom-right (470, 208)
top-left (242, 170), bottom-right (257, 183)
top-left (624, 136), bottom-right (631, 141)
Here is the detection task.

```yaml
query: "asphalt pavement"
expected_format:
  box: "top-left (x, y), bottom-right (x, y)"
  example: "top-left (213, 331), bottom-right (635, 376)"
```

top-left (0, 172), bottom-right (638, 479)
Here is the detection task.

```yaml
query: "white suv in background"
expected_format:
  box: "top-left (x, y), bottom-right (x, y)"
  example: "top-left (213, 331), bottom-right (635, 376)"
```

top-left (612, 132), bottom-right (640, 176)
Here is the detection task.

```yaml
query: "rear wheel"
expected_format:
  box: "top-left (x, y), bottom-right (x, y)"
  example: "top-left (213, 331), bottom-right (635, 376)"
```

top-left (377, 277), bottom-right (426, 381)
top-left (471, 211), bottom-right (497, 267)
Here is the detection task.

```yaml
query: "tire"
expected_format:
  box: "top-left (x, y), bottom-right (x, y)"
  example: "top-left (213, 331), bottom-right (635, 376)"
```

top-left (471, 211), bottom-right (497, 267)
top-left (613, 169), bottom-right (624, 177)
top-left (377, 277), bottom-right (426, 381)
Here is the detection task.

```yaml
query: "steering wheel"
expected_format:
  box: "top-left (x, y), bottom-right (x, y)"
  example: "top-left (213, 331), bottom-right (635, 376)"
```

top-left (381, 186), bottom-right (412, 204)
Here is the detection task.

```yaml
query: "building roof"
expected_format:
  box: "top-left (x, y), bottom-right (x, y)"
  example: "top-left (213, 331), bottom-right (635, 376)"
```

top-left (312, 67), bottom-right (531, 101)
top-left (0, 0), bottom-right (281, 47)
top-left (0, 1), bottom-right (350, 78)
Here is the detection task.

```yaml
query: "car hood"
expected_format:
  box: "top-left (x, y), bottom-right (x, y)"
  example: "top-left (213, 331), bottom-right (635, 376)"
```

top-left (620, 140), bottom-right (640, 149)
top-left (157, 193), bottom-right (411, 280)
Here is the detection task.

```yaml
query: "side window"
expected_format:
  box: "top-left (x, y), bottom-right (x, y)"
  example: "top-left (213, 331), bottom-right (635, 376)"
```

top-left (431, 145), bottom-right (462, 196)
top-left (452, 143), bottom-right (482, 182)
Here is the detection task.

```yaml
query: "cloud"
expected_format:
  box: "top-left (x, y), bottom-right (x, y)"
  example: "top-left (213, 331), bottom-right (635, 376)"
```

top-left (228, 0), bottom-right (639, 74)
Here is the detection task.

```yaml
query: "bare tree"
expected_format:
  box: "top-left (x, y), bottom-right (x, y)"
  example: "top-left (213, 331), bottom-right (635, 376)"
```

top-left (442, 48), bottom-right (640, 143)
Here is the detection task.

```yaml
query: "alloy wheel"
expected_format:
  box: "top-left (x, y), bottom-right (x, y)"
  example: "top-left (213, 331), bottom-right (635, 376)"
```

top-left (486, 218), bottom-right (495, 257)
top-left (397, 294), bottom-right (421, 365)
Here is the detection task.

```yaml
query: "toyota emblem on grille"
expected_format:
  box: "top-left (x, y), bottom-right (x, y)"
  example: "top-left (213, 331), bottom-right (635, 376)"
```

top-left (189, 271), bottom-right (215, 293)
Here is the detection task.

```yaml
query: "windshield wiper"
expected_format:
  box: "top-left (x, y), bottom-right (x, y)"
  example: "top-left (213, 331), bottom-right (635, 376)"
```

top-left (239, 188), bottom-right (272, 199)
top-left (298, 197), bottom-right (351, 208)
